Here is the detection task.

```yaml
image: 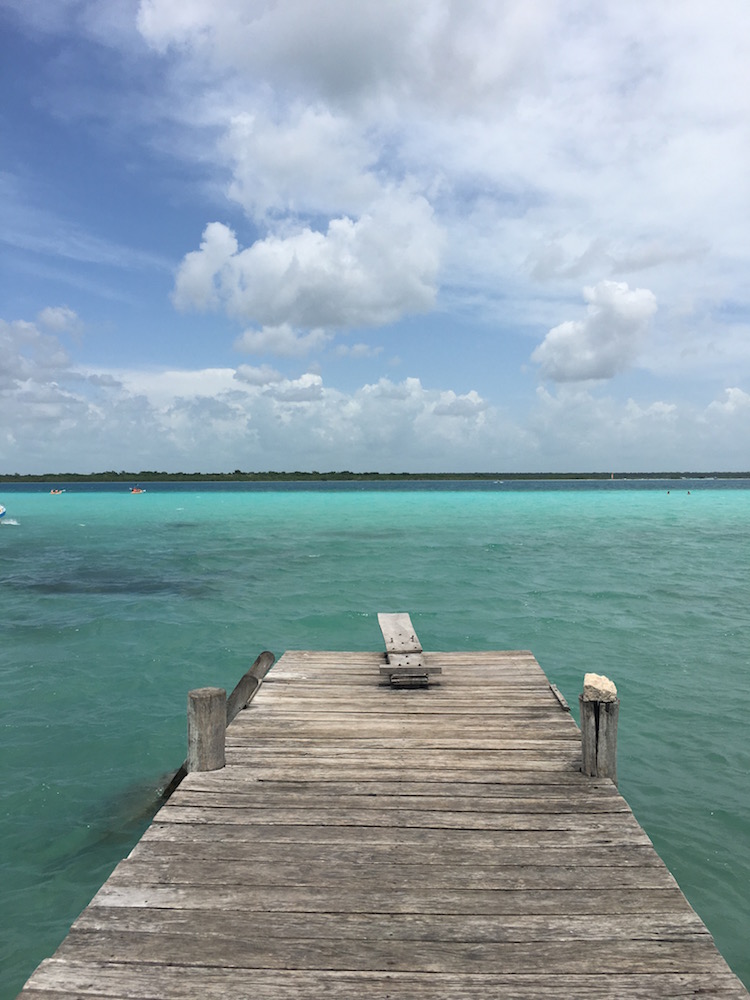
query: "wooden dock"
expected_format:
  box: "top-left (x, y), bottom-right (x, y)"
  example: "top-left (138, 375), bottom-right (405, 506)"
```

top-left (18, 616), bottom-right (750, 998)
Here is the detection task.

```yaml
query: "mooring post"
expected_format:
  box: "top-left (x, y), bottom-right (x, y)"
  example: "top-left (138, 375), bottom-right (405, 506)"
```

top-left (187, 686), bottom-right (227, 772)
top-left (579, 672), bottom-right (619, 785)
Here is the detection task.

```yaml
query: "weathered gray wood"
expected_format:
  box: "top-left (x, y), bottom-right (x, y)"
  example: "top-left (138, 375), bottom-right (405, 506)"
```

top-left (244, 703), bottom-right (584, 717)
top-left (103, 855), bottom-right (679, 890)
top-left (549, 683), bottom-right (570, 711)
top-left (129, 838), bottom-right (663, 868)
top-left (91, 882), bottom-right (686, 914)
top-left (226, 729), bottom-right (580, 744)
top-left (50, 930), bottom-right (732, 975)
top-left (164, 789), bottom-right (631, 813)
top-left (225, 650), bottom-right (275, 725)
top-left (20, 962), bottom-right (750, 1000)
top-left (377, 612), bottom-right (422, 653)
top-left (377, 615), bottom-right (438, 686)
top-left (580, 694), bottom-right (620, 783)
top-left (73, 907), bottom-right (709, 942)
top-left (136, 823), bottom-right (654, 852)
top-left (202, 764), bottom-right (592, 783)
top-left (163, 653), bottom-right (275, 797)
top-left (129, 808), bottom-right (650, 836)
top-left (187, 687), bottom-right (226, 772)
top-left (223, 749), bottom-right (585, 770)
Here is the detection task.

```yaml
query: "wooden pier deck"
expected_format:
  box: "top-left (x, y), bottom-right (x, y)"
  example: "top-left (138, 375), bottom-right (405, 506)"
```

top-left (18, 628), bottom-right (750, 998)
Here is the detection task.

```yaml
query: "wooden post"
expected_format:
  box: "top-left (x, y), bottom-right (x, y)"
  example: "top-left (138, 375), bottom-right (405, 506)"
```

top-left (579, 673), bottom-right (619, 784)
top-left (187, 686), bottom-right (226, 772)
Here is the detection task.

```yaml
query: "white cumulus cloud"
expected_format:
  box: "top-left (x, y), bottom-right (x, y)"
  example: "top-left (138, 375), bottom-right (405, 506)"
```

top-left (37, 305), bottom-right (80, 332)
top-left (234, 324), bottom-right (331, 358)
top-left (173, 192), bottom-right (443, 341)
top-left (531, 280), bottom-right (658, 383)
top-left (706, 386), bottom-right (750, 416)
top-left (0, 317), bottom-right (71, 388)
top-left (264, 373), bottom-right (324, 402)
top-left (4, 308), bottom-right (750, 473)
top-left (224, 108), bottom-right (382, 222)
top-left (234, 363), bottom-right (283, 386)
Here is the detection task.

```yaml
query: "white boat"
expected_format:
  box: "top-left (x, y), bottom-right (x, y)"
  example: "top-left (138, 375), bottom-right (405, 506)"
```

top-left (0, 505), bottom-right (6, 518)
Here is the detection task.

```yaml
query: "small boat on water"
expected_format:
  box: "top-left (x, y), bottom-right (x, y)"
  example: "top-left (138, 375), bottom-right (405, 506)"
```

top-left (0, 505), bottom-right (6, 518)
top-left (130, 487), bottom-right (145, 494)
top-left (50, 489), bottom-right (65, 494)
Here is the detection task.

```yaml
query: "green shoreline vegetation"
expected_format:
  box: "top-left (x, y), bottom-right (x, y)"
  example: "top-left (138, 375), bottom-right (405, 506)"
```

top-left (1, 470), bottom-right (749, 483)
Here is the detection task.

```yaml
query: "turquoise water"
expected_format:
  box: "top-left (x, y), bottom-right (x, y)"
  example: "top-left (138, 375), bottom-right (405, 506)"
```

top-left (2, 482), bottom-right (750, 995)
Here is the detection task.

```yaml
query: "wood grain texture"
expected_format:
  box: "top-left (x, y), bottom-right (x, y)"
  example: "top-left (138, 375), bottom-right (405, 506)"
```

top-left (377, 612), bottom-right (423, 653)
top-left (17, 646), bottom-right (750, 998)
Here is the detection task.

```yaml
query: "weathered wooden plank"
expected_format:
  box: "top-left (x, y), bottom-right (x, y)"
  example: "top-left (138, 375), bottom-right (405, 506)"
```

top-left (136, 821), bottom-right (657, 851)
top-left (166, 790), bottom-right (631, 813)
top-left (52, 931), bottom-right (729, 976)
top-left (262, 680), bottom-right (548, 691)
top-left (145, 805), bottom-right (643, 833)
top-left (129, 838), bottom-right (664, 868)
top-left (247, 698), bottom-right (574, 712)
top-left (223, 751), bottom-right (584, 771)
top-left (226, 736), bottom-right (583, 750)
top-left (180, 773), bottom-right (620, 796)
top-left (264, 667), bottom-right (546, 680)
top-left (278, 649), bottom-right (536, 660)
top-left (231, 714), bottom-right (581, 732)
top-left (21, 961), bottom-right (750, 1000)
top-left (142, 809), bottom-right (651, 850)
top-left (377, 612), bottom-right (423, 653)
top-left (232, 719), bottom-right (582, 735)
top-left (73, 907), bottom-right (709, 942)
top-left (269, 656), bottom-right (538, 668)
top-left (105, 857), bottom-right (677, 890)
top-left (89, 883), bottom-right (695, 916)
top-left (233, 720), bottom-right (580, 735)
top-left (232, 708), bottom-right (581, 724)
top-left (180, 766), bottom-right (605, 786)
top-left (380, 657), bottom-right (435, 673)
top-left (196, 764), bottom-right (593, 783)
top-left (254, 767), bottom-right (596, 784)
top-left (167, 782), bottom-right (636, 823)
top-left (243, 704), bottom-right (577, 717)
top-left (224, 739), bottom-right (582, 755)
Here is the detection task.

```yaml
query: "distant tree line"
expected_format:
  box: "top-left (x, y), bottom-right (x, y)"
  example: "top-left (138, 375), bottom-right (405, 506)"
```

top-left (1, 470), bottom-right (749, 483)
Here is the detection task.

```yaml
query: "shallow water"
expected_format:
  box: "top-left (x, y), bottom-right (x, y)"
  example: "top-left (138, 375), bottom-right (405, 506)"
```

top-left (2, 482), bottom-right (749, 995)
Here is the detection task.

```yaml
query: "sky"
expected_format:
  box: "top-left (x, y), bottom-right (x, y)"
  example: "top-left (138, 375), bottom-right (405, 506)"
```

top-left (1, 0), bottom-right (750, 474)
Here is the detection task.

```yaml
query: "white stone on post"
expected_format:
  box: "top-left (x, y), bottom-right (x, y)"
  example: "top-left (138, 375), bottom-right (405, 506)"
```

top-left (580, 672), bottom-right (619, 785)
top-left (187, 686), bottom-right (226, 772)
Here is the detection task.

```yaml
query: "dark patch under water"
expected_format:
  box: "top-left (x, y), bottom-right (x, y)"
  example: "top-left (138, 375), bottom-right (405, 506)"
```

top-left (15, 572), bottom-right (212, 598)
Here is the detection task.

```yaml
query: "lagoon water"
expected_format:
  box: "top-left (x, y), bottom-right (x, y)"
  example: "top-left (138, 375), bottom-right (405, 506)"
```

top-left (2, 480), bottom-right (750, 996)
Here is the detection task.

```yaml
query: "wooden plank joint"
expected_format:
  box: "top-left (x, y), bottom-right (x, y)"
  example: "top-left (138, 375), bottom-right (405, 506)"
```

top-left (379, 665), bottom-right (442, 689)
